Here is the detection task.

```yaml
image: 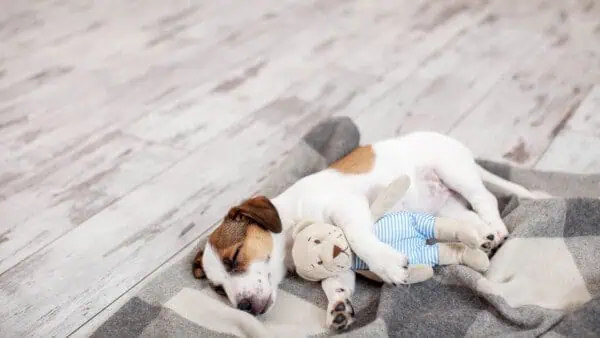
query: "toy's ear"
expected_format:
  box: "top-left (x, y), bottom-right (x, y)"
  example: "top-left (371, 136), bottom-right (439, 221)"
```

top-left (370, 175), bottom-right (411, 219)
top-left (292, 220), bottom-right (315, 239)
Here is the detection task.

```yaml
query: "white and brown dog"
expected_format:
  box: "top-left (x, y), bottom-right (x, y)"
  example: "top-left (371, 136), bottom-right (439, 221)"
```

top-left (192, 131), bottom-right (539, 330)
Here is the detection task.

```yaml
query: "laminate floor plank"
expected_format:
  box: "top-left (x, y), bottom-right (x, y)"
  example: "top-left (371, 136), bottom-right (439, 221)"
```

top-left (0, 66), bottom-right (377, 337)
top-left (2, 0), bottom-right (600, 336)
top-left (535, 85), bottom-right (600, 174)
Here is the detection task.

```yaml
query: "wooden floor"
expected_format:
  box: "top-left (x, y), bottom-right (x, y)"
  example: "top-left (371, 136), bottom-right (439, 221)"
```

top-left (1, 0), bottom-right (599, 336)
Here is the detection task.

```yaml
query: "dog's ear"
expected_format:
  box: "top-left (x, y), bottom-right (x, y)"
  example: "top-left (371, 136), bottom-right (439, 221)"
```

top-left (228, 196), bottom-right (282, 233)
top-left (292, 220), bottom-right (315, 239)
top-left (192, 248), bottom-right (206, 279)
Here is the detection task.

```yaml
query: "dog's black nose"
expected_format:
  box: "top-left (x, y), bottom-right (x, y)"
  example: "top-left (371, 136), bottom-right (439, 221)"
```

top-left (237, 298), bottom-right (253, 313)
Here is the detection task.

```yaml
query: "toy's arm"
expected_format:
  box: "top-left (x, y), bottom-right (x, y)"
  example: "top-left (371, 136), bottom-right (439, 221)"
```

top-left (328, 195), bottom-right (409, 285)
top-left (369, 175), bottom-right (411, 220)
top-left (433, 217), bottom-right (466, 242)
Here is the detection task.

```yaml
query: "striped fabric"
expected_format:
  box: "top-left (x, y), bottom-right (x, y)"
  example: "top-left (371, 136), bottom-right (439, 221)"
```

top-left (352, 211), bottom-right (439, 270)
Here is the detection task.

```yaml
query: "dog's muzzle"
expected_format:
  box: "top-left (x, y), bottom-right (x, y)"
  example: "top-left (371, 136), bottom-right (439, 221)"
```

top-left (237, 295), bottom-right (273, 316)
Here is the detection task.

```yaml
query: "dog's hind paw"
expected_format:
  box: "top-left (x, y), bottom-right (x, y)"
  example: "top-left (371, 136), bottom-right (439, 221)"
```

top-left (458, 225), bottom-right (495, 252)
top-left (326, 299), bottom-right (355, 331)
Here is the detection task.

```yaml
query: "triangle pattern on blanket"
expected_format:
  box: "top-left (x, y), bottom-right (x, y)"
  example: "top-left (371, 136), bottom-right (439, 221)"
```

top-left (164, 287), bottom-right (327, 337)
top-left (563, 236), bottom-right (600, 296)
top-left (477, 238), bottom-right (592, 310)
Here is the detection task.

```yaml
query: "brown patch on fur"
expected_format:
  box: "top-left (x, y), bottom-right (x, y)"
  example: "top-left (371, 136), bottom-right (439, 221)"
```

top-left (199, 196), bottom-right (280, 275)
top-left (207, 221), bottom-right (273, 274)
top-left (236, 224), bottom-right (273, 271)
top-left (230, 196), bottom-right (282, 233)
top-left (192, 248), bottom-right (206, 279)
top-left (329, 145), bottom-right (375, 174)
top-left (209, 216), bottom-right (247, 253)
top-left (209, 196), bottom-right (280, 251)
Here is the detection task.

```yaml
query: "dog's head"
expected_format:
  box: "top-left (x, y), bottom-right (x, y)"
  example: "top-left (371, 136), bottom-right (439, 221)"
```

top-left (192, 196), bottom-right (284, 315)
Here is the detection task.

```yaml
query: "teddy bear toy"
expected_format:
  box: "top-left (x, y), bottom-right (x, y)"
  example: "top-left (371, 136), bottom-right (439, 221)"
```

top-left (291, 175), bottom-right (493, 284)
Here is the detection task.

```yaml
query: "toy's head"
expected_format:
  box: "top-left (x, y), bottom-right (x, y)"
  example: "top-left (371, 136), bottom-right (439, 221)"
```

top-left (289, 174), bottom-right (436, 284)
top-left (291, 221), bottom-right (352, 281)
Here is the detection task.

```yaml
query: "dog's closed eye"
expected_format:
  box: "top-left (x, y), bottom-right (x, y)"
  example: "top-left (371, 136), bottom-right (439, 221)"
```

top-left (223, 245), bottom-right (242, 272)
top-left (209, 283), bottom-right (226, 297)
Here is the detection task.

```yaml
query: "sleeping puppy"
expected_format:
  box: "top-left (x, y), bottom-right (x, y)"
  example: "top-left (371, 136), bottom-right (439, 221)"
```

top-left (192, 131), bottom-right (541, 330)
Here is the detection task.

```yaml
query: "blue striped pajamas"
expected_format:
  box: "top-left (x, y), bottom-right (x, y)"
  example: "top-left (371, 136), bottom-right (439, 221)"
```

top-left (352, 211), bottom-right (439, 271)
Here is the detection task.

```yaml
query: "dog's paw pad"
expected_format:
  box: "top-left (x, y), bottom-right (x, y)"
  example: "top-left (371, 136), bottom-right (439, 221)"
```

top-left (327, 299), bottom-right (355, 331)
top-left (472, 231), bottom-right (495, 251)
top-left (333, 313), bottom-right (346, 324)
top-left (483, 242), bottom-right (504, 257)
top-left (480, 240), bottom-right (493, 250)
top-left (487, 230), bottom-right (509, 250)
top-left (334, 302), bottom-right (346, 312)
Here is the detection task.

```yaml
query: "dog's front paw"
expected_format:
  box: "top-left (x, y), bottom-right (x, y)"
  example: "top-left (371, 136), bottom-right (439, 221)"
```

top-left (459, 227), bottom-right (495, 252)
top-left (326, 299), bottom-right (355, 331)
top-left (479, 230), bottom-right (508, 257)
top-left (366, 244), bottom-right (409, 285)
top-left (489, 227), bottom-right (509, 250)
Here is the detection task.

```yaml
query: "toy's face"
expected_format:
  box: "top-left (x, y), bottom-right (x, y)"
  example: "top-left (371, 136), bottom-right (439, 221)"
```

top-left (292, 222), bottom-right (353, 281)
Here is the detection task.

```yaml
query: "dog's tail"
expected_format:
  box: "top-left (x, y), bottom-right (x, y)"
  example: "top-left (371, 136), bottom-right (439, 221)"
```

top-left (477, 165), bottom-right (549, 199)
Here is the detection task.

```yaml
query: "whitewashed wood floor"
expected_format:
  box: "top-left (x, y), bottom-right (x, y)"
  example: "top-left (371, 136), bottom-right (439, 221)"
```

top-left (1, 0), bottom-right (599, 336)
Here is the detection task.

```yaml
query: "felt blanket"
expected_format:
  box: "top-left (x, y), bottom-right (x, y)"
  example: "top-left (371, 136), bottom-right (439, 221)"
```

top-left (92, 117), bottom-right (600, 338)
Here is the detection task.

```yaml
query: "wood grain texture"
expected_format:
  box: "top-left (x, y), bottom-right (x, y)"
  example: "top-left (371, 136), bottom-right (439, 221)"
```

top-left (449, 44), bottom-right (599, 167)
top-left (564, 85), bottom-right (600, 137)
top-left (1, 0), bottom-right (600, 336)
top-left (449, 0), bottom-right (600, 166)
top-left (535, 131), bottom-right (600, 174)
top-left (0, 0), bottom-right (340, 191)
top-left (352, 13), bottom-right (543, 144)
top-left (0, 66), bottom-right (374, 336)
top-left (0, 133), bottom-right (185, 274)
top-left (0, 0), bottom-right (355, 276)
top-left (535, 86), bottom-right (600, 174)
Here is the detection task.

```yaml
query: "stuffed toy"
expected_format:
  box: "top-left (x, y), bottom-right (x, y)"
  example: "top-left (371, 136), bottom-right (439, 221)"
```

top-left (291, 175), bottom-right (491, 283)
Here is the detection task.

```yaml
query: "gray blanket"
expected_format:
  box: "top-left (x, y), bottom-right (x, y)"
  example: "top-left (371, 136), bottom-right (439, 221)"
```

top-left (92, 117), bottom-right (600, 338)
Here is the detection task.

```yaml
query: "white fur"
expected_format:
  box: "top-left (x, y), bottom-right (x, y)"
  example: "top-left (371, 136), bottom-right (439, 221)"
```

top-left (202, 131), bottom-right (542, 328)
